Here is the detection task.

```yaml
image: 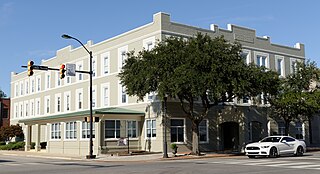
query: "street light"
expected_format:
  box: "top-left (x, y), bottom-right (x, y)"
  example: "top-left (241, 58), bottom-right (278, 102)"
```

top-left (163, 94), bottom-right (168, 158)
top-left (62, 34), bottom-right (96, 159)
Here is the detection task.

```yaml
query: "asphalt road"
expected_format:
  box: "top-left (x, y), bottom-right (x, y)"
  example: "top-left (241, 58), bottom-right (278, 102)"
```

top-left (1, 152), bottom-right (320, 174)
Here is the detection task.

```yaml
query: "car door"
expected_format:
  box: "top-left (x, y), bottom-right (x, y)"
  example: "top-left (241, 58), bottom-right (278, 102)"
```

top-left (279, 137), bottom-right (295, 154)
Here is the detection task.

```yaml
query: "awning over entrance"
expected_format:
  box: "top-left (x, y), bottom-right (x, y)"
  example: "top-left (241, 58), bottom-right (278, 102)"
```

top-left (18, 107), bottom-right (145, 124)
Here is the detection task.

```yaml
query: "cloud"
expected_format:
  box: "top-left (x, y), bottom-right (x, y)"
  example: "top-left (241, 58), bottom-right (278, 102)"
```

top-left (0, 2), bottom-right (14, 25)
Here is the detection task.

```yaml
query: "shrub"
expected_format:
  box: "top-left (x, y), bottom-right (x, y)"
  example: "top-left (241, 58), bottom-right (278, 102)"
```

top-left (0, 141), bottom-right (5, 146)
top-left (40, 142), bottom-right (47, 149)
top-left (31, 142), bottom-right (35, 149)
top-left (0, 141), bottom-right (25, 150)
top-left (170, 143), bottom-right (177, 149)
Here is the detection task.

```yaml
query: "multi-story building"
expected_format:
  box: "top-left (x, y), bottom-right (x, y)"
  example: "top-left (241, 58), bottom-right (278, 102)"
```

top-left (11, 12), bottom-right (314, 156)
top-left (0, 97), bottom-right (10, 128)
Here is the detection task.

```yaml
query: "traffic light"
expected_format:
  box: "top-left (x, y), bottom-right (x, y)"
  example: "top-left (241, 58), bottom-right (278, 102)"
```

top-left (59, 64), bottom-right (66, 79)
top-left (27, 60), bottom-right (34, 76)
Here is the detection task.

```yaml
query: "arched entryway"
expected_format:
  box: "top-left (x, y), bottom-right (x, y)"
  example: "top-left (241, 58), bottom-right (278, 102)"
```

top-left (220, 122), bottom-right (239, 151)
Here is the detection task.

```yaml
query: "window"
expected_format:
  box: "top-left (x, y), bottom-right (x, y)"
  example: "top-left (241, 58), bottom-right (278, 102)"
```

top-left (30, 100), bottom-right (34, 116)
top-left (255, 52), bottom-right (269, 68)
top-left (66, 76), bottom-right (71, 84)
top-left (242, 96), bottom-right (250, 104)
top-left (118, 46), bottom-right (128, 71)
top-left (275, 55), bottom-right (284, 77)
top-left (92, 87), bottom-right (96, 108)
top-left (24, 102), bottom-right (29, 117)
top-left (14, 104), bottom-right (18, 118)
top-left (105, 120), bottom-right (120, 139)
top-left (146, 119), bottom-right (156, 138)
top-left (36, 76), bottom-right (41, 92)
top-left (240, 49), bottom-right (250, 65)
top-left (15, 83), bottom-right (19, 97)
top-left (56, 72), bottom-right (61, 87)
top-left (77, 61), bottom-right (83, 81)
top-left (65, 122), bottom-right (77, 140)
top-left (170, 119), bottom-right (185, 143)
top-left (290, 58), bottom-right (298, 74)
top-left (82, 122), bottom-right (95, 139)
top-left (92, 56), bottom-right (97, 77)
top-left (119, 85), bottom-right (128, 104)
top-left (249, 121), bottom-right (262, 142)
top-left (55, 94), bottom-right (61, 113)
top-left (64, 92), bottom-right (71, 112)
top-left (127, 120), bottom-right (137, 138)
top-left (101, 52), bottom-right (110, 75)
top-left (20, 82), bottom-right (24, 95)
top-left (143, 36), bottom-right (155, 51)
top-left (2, 109), bottom-right (8, 118)
top-left (25, 80), bottom-right (29, 94)
top-left (295, 122), bottom-right (304, 139)
top-left (278, 122), bottom-right (285, 136)
top-left (35, 98), bottom-right (40, 115)
top-left (19, 103), bottom-right (23, 117)
top-left (46, 73), bottom-right (51, 89)
top-left (51, 123), bottom-right (61, 139)
top-left (44, 96), bottom-right (50, 114)
top-left (31, 78), bottom-right (35, 93)
top-left (76, 89), bottom-right (83, 110)
top-left (101, 83), bottom-right (109, 107)
top-left (199, 120), bottom-right (208, 143)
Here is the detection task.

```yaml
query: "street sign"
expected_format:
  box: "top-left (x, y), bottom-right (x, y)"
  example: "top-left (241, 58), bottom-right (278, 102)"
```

top-left (66, 64), bottom-right (76, 76)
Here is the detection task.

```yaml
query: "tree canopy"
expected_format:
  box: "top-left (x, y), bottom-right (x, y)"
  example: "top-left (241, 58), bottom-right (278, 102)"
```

top-left (0, 125), bottom-right (24, 142)
top-left (119, 33), bottom-right (280, 155)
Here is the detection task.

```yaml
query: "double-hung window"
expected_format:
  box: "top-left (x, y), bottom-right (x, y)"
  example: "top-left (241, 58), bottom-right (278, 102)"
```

top-left (82, 122), bottom-right (95, 139)
top-left (105, 120), bottom-right (120, 139)
top-left (51, 123), bottom-right (61, 139)
top-left (146, 119), bottom-right (156, 138)
top-left (199, 120), bottom-right (208, 143)
top-left (127, 120), bottom-right (137, 138)
top-left (170, 119), bottom-right (185, 143)
top-left (65, 121), bottom-right (77, 140)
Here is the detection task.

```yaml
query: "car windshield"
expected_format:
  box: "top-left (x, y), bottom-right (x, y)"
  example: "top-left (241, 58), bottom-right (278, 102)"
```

top-left (260, 137), bottom-right (281, 142)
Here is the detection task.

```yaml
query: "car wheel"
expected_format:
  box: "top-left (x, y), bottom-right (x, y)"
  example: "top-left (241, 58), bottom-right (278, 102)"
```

top-left (295, 146), bottom-right (304, 156)
top-left (248, 155), bottom-right (255, 159)
top-left (269, 147), bottom-right (278, 158)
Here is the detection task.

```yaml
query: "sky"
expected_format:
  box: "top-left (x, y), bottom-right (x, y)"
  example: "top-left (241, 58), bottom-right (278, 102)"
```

top-left (1, 0), bottom-right (320, 97)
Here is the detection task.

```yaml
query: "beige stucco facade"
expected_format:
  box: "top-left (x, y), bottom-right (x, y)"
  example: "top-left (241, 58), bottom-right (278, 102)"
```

top-left (11, 12), bottom-right (314, 156)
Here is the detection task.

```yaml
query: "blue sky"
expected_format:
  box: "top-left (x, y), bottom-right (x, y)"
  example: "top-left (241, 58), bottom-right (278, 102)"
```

top-left (1, 0), bottom-right (320, 96)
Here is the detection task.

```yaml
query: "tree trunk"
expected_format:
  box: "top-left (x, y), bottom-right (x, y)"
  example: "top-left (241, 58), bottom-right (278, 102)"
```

top-left (191, 121), bottom-right (200, 156)
top-left (285, 120), bottom-right (290, 136)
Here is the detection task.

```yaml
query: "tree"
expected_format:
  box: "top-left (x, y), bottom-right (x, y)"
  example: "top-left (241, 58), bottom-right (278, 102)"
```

top-left (269, 61), bottom-right (320, 136)
top-left (0, 89), bottom-right (7, 98)
top-left (0, 124), bottom-right (24, 142)
top-left (119, 33), bottom-right (280, 155)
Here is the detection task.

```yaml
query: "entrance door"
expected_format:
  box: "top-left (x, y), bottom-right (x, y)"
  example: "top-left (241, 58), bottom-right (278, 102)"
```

top-left (220, 122), bottom-right (239, 151)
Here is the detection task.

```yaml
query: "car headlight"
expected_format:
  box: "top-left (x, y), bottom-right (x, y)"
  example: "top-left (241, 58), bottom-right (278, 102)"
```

top-left (261, 146), bottom-right (270, 148)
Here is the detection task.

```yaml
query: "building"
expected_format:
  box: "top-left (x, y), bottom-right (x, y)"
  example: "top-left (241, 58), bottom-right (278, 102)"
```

top-left (11, 12), bottom-right (313, 156)
top-left (0, 97), bottom-right (10, 128)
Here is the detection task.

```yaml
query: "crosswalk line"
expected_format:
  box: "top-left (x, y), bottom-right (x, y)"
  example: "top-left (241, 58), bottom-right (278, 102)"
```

top-left (290, 164), bottom-right (320, 168)
top-left (264, 162), bottom-right (310, 167)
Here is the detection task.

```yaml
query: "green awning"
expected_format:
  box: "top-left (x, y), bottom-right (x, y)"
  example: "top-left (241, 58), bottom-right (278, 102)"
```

top-left (18, 107), bottom-right (144, 124)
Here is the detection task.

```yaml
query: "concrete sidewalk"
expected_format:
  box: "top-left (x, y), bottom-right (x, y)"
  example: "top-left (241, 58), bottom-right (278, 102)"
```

top-left (0, 150), bottom-right (240, 162)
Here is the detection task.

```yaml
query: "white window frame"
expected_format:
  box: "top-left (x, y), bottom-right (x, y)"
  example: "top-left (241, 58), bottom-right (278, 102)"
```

top-left (101, 83), bottom-right (110, 107)
top-left (15, 82), bottom-right (19, 97)
top-left (64, 91), bottom-right (71, 112)
top-left (55, 93), bottom-right (62, 113)
top-left (35, 98), bottom-right (40, 116)
top-left (14, 103), bottom-right (18, 118)
top-left (118, 45), bottom-right (128, 71)
top-left (119, 83), bottom-right (128, 104)
top-left (145, 119), bottom-right (156, 139)
top-left (275, 55), bottom-right (285, 77)
top-left (143, 36), bottom-right (156, 51)
top-left (56, 71), bottom-right (62, 87)
top-left (25, 79), bottom-right (29, 95)
top-left (76, 61), bottom-right (84, 81)
top-left (50, 123), bottom-right (61, 140)
top-left (88, 85), bottom-right (97, 108)
top-left (127, 120), bottom-right (138, 139)
top-left (20, 81), bottom-right (24, 96)
top-left (104, 120), bottom-right (121, 140)
top-left (36, 75), bottom-right (41, 92)
top-left (45, 72), bottom-right (51, 89)
top-left (44, 95), bottom-right (50, 114)
top-left (290, 58), bottom-right (298, 74)
top-left (89, 56), bottom-right (97, 78)
top-left (29, 99), bottom-right (34, 116)
top-left (241, 49), bottom-right (251, 65)
top-left (254, 51), bottom-right (269, 68)
top-left (30, 77), bottom-right (35, 93)
top-left (24, 101), bottom-right (29, 117)
top-left (101, 52), bottom-right (110, 76)
top-left (76, 88), bottom-right (83, 111)
top-left (65, 121), bottom-right (77, 140)
top-left (19, 102), bottom-right (23, 117)
top-left (81, 121), bottom-right (95, 140)
top-left (170, 118), bottom-right (186, 144)
top-left (199, 119), bottom-right (209, 144)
